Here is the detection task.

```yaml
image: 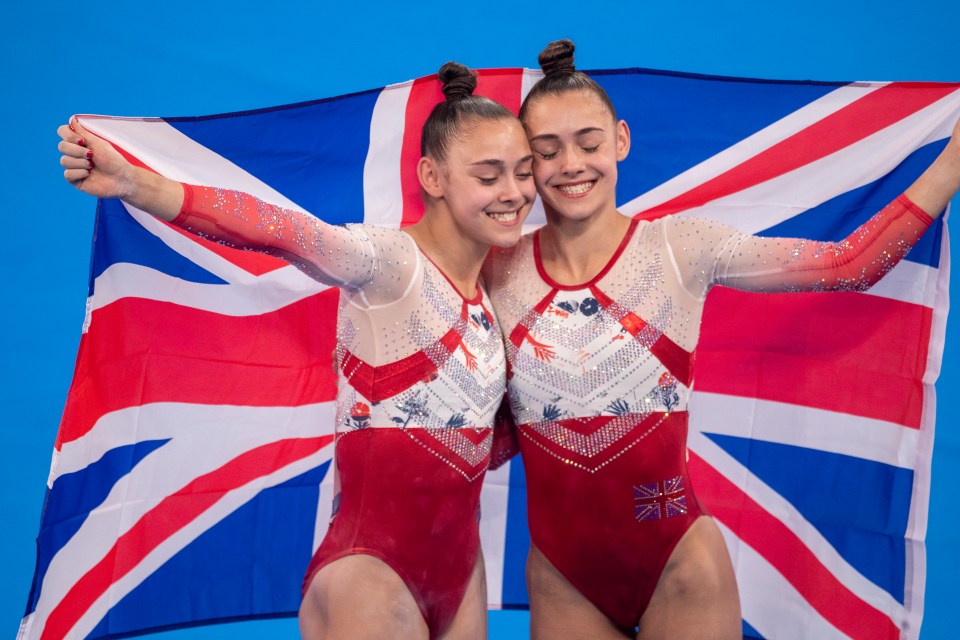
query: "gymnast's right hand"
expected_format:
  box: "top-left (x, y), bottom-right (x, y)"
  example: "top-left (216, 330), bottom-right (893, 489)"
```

top-left (56, 117), bottom-right (183, 221)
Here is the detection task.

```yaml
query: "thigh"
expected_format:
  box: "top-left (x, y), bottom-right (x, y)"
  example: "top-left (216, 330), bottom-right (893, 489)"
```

top-left (437, 551), bottom-right (488, 640)
top-left (527, 545), bottom-right (632, 640)
top-left (636, 516), bottom-right (741, 640)
top-left (299, 553), bottom-right (429, 640)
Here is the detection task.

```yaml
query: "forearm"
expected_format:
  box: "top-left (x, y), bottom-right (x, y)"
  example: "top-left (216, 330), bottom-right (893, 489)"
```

top-left (121, 166), bottom-right (185, 222)
top-left (903, 140), bottom-right (960, 219)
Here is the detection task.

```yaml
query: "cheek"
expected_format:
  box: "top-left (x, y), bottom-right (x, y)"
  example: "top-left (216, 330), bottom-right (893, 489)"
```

top-left (532, 163), bottom-right (552, 188)
top-left (520, 181), bottom-right (538, 203)
top-left (603, 156), bottom-right (619, 182)
top-left (454, 187), bottom-right (494, 217)
top-left (601, 150), bottom-right (620, 173)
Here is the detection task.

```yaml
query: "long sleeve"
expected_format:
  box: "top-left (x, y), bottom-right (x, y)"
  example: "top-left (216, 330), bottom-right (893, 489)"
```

top-left (667, 194), bottom-right (935, 299)
top-left (173, 184), bottom-right (412, 296)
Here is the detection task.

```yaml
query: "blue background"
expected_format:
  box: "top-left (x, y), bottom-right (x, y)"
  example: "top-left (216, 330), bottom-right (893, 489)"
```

top-left (4, 1), bottom-right (958, 638)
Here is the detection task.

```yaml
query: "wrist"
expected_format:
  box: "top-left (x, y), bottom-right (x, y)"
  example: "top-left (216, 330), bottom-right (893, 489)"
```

top-left (121, 168), bottom-right (182, 222)
top-left (939, 144), bottom-right (960, 193)
top-left (116, 164), bottom-right (141, 201)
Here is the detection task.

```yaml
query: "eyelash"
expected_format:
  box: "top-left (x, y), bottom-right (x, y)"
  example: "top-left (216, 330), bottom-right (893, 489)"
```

top-left (479, 172), bottom-right (533, 185)
top-left (539, 146), bottom-right (600, 160)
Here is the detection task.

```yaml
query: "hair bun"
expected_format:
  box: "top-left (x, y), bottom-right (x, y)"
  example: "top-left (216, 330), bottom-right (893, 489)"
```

top-left (438, 61), bottom-right (477, 101)
top-left (538, 39), bottom-right (576, 76)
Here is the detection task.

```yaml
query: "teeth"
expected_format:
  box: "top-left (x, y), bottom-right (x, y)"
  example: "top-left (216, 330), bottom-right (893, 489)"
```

top-left (557, 181), bottom-right (595, 195)
top-left (486, 210), bottom-right (518, 222)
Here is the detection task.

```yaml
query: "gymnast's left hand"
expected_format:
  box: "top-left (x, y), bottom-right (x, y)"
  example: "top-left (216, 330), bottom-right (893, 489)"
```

top-left (57, 117), bottom-right (137, 200)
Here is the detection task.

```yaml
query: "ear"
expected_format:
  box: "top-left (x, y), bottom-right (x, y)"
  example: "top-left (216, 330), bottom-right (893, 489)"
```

top-left (418, 156), bottom-right (445, 198)
top-left (615, 119), bottom-right (631, 162)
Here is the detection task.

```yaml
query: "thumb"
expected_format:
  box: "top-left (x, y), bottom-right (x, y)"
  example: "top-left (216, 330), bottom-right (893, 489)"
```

top-left (69, 116), bottom-right (106, 151)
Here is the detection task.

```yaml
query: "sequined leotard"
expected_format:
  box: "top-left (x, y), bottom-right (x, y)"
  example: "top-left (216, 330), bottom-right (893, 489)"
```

top-left (483, 194), bottom-right (933, 630)
top-left (174, 184), bottom-right (505, 638)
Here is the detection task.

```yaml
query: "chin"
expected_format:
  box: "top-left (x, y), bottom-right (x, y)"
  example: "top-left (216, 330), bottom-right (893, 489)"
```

top-left (486, 227), bottom-right (524, 248)
top-left (490, 233), bottom-right (523, 248)
top-left (548, 204), bottom-right (599, 224)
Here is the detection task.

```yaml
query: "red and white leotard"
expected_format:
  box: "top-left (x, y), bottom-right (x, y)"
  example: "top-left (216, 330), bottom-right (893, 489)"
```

top-left (174, 185), bottom-right (505, 638)
top-left (483, 195), bottom-right (933, 629)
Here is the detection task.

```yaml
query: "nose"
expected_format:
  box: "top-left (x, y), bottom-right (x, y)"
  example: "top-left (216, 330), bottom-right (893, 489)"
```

top-left (499, 174), bottom-right (526, 206)
top-left (559, 146), bottom-right (585, 176)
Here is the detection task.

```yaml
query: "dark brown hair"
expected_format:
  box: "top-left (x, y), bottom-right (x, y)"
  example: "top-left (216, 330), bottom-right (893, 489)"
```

top-left (519, 39), bottom-right (618, 122)
top-left (421, 62), bottom-right (515, 161)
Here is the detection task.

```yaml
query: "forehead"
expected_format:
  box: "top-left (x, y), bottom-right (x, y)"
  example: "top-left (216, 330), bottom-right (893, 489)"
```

top-left (447, 117), bottom-right (531, 161)
top-left (524, 90), bottom-right (614, 137)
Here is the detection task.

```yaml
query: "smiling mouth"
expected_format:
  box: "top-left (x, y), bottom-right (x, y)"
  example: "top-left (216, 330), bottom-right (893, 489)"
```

top-left (485, 209), bottom-right (520, 223)
top-left (555, 181), bottom-right (596, 197)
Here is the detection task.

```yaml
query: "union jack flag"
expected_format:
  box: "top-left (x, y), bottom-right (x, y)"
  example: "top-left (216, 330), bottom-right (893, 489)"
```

top-left (20, 68), bottom-right (960, 639)
top-left (634, 476), bottom-right (689, 522)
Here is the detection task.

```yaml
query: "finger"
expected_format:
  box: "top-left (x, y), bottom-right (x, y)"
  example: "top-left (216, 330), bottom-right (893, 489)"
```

top-left (60, 155), bottom-right (94, 170)
top-left (58, 139), bottom-right (94, 159)
top-left (57, 123), bottom-right (86, 147)
top-left (64, 168), bottom-right (92, 183)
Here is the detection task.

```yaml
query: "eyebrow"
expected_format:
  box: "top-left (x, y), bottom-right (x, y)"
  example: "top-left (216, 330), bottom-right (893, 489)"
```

top-left (529, 127), bottom-right (605, 142)
top-left (470, 154), bottom-right (534, 168)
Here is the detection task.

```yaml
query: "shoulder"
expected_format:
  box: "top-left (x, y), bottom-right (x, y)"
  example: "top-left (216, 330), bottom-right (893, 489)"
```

top-left (343, 223), bottom-right (418, 253)
top-left (655, 214), bottom-right (743, 248)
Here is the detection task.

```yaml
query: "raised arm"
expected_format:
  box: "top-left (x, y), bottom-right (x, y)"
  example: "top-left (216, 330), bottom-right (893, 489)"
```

top-left (670, 118), bottom-right (960, 298)
top-left (58, 118), bottom-right (404, 293)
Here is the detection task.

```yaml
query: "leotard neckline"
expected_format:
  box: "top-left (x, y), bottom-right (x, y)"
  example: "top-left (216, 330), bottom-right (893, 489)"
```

top-left (406, 234), bottom-right (484, 305)
top-left (533, 217), bottom-right (640, 291)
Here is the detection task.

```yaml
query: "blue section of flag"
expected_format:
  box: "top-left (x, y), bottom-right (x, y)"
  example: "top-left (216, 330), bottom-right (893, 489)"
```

top-left (26, 439), bottom-right (169, 613)
top-left (93, 198), bottom-right (227, 286)
top-left (592, 70), bottom-right (842, 206)
top-left (758, 142), bottom-right (946, 268)
top-left (167, 90), bottom-right (381, 226)
top-left (706, 433), bottom-right (911, 603)
top-left (502, 458), bottom-right (530, 607)
top-left (743, 619), bottom-right (765, 638)
top-left (87, 461), bottom-right (330, 639)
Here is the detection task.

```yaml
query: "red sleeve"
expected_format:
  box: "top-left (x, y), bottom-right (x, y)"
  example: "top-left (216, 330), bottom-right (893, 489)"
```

top-left (709, 193), bottom-right (935, 294)
top-left (172, 183), bottom-right (378, 289)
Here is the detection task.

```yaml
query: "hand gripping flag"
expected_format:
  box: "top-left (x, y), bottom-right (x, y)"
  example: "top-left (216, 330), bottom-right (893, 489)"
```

top-left (21, 68), bottom-right (960, 640)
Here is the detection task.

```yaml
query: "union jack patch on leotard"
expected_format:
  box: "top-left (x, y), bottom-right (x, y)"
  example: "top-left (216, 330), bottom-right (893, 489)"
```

top-left (634, 476), bottom-right (688, 522)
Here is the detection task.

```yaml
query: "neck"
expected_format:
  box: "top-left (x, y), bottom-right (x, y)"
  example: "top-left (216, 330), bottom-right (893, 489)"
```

top-left (538, 204), bottom-right (632, 285)
top-left (404, 207), bottom-right (488, 299)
